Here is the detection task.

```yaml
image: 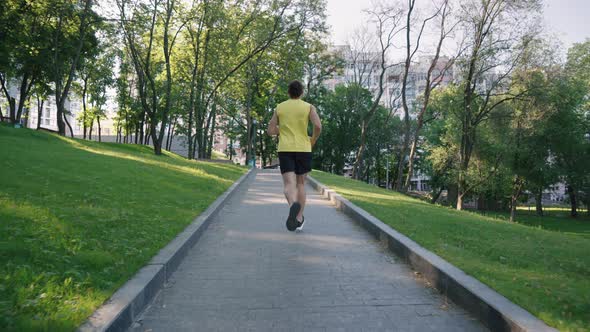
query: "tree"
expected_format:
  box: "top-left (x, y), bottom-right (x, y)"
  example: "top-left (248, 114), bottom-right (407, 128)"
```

top-left (452, 0), bottom-right (541, 210)
top-left (393, 0), bottom-right (441, 190)
top-left (314, 84), bottom-right (368, 174)
top-left (351, 3), bottom-right (405, 179)
top-left (48, 0), bottom-right (99, 136)
top-left (116, 0), bottom-right (182, 154)
top-left (547, 71), bottom-right (589, 217)
top-left (564, 40), bottom-right (590, 215)
top-left (402, 0), bottom-right (458, 191)
top-left (0, 0), bottom-right (54, 125)
top-left (74, 34), bottom-right (115, 140)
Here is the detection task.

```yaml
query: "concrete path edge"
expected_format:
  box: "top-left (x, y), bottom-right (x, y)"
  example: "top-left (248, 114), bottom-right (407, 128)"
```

top-left (78, 168), bottom-right (254, 332)
top-left (307, 176), bottom-right (557, 332)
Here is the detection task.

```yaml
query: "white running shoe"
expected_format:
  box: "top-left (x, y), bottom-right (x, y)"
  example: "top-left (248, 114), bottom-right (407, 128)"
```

top-left (295, 216), bottom-right (305, 232)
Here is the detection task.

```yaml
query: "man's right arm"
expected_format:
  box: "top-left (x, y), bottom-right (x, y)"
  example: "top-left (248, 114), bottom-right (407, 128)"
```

top-left (267, 110), bottom-right (279, 136)
top-left (309, 105), bottom-right (322, 147)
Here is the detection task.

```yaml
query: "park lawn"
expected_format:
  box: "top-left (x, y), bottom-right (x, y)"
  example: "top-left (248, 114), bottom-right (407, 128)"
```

top-left (479, 209), bottom-right (590, 238)
top-left (0, 125), bottom-right (246, 331)
top-left (311, 170), bottom-right (590, 332)
top-left (211, 150), bottom-right (228, 160)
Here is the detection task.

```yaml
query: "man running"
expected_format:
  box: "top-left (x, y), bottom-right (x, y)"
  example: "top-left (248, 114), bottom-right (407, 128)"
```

top-left (267, 80), bottom-right (322, 231)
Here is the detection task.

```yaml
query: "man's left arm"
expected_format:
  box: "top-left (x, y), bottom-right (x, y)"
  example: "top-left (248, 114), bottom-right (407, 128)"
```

top-left (309, 105), bottom-right (322, 147)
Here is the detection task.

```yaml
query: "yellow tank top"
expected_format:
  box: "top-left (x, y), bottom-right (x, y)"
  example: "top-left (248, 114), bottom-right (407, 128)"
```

top-left (277, 99), bottom-right (311, 152)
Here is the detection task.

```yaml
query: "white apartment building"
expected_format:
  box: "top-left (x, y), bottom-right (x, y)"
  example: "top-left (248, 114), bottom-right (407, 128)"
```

top-left (0, 80), bottom-right (116, 137)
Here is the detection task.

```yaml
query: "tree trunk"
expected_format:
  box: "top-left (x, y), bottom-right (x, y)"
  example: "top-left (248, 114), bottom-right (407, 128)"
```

top-left (124, 110), bottom-right (130, 143)
top-left (165, 119), bottom-right (172, 151)
top-left (82, 78), bottom-right (88, 139)
top-left (396, 0), bottom-right (416, 191)
top-left (186, 37), bottom-right (199, 158)
top-left (166, 117), bottom-right (176, 151)
top-left (139, 112), bottom-right (145, 144)
top-left (394, 129), bottom-right (410, 191)
top-left (376, 143), bottom-right (381, 185)
top-left (15, 72), bottom-right (34, 124)
top-left (1, 79), bottom-right (17, 124)
top-left (138, 113), bottom-right (144, 144)
top-left (535, 187), bottom-right (543, 217)
top-left (447, 184), bottom-right (458, 208)
top-left (8, 97), bottom-right (16, 123)
top-left (152, 131), bottom-right (162, 154)
top-left (36, 97), bottom-right (43, 130)
top-left (207, 104), bottom-right (217, 158)
top-left (457, 129), bottom-right (474, 210)
top-left (568, 185), bottom-right (578, 217)
top-left (55, 89), bottom-right (67, 135)
top-left (352, 121), bottom-right (368, 179)
top-left (509, 184), bottom-right (521, 223)
top-left (145, 126), bottom-right (151, 145)
top-left (21, 97), bottom-right (30, 128)
top-left (192, 133), bottom-right (198, 159)
top-left (89, 118), bottom-right (94, 140)
top-left (97, 116), bottom-right (102, 142)
top-left (431, 187), bottom-right (443, 204)
top-left (456, 193), bottom-right (464, 210)
top-left (63, 112), bottom-right (74, 138)
top-left (404, 131), bottom-right (420, 190)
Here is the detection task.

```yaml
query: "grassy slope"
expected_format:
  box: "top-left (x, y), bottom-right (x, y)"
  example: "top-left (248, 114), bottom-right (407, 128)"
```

top-left (0, 125), bottom-right (245, 331)
top-left (312, 170), bottom-right (589, 332)
top-left (481, 209), bottom-right (590, 238)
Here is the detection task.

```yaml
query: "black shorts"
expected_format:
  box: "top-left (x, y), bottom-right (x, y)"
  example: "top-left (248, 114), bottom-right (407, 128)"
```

top-left (278, 152), bottom-right (312, 175)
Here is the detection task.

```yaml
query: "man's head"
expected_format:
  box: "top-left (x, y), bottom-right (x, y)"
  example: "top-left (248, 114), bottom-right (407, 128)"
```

top-left (288, 80), bottom-right (304, 99)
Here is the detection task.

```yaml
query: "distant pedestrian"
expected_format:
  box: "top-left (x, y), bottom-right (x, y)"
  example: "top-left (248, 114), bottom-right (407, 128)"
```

top-left (267, 80), bottom-right (322, 231)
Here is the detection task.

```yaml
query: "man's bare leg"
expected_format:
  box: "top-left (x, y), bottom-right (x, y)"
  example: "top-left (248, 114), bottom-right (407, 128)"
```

top-left (296, 173), bottom-right (307, 221)
top-left (282, 172), bottom-right (297, 206)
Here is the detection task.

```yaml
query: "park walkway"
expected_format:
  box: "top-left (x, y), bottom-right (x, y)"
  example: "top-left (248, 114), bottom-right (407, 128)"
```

top-left (130, 170), bottom-right (486, 331)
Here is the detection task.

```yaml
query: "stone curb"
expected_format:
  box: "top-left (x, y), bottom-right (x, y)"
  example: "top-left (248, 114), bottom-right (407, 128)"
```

top-left (307, 176), bottom-right (557, 332)
top-left (78, 169), bottom-right (254, 332)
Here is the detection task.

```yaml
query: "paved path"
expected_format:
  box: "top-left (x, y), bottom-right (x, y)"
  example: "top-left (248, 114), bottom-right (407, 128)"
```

top-left (130, 170), bottom-right (486, 331)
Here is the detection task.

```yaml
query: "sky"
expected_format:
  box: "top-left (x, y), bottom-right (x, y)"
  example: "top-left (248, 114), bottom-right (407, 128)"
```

top-left (325, 0), bottom-right (590, 51)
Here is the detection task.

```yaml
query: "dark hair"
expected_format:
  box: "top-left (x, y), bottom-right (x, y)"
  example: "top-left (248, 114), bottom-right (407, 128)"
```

top-left (287, 80), bottom-right (304, 98)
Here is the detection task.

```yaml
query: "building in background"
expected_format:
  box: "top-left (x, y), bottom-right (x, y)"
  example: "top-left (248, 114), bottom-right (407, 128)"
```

top-left (0, 81), bottom-right (116, 137)
top-left (324, 46), bottom-right (457, 190)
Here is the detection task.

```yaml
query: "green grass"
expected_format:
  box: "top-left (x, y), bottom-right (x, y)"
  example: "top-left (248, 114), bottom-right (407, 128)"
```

top-left (211, 150), bottom-right (228, 160)
top-left (478, 209), bottom-right (590, 238)
top-left (0, 125), bottom-right (246, 331)
top-left (311, 170), bottom-right (590, 332)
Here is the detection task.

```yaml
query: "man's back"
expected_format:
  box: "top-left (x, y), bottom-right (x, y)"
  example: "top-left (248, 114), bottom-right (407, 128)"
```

top-left (277, 99), bottom-right (311, 153)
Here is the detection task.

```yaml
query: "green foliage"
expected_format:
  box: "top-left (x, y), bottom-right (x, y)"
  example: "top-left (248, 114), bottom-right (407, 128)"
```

top-left (313, 84), bottom-right (368, 173)
top-left (420, 41), bottom-right (590, 215)
top-left (312, 170), bottom-right (590, 332)
top-left (0, 126), bottom-right (245, 331)
top-left (566, 39), bottom-right (590, 84)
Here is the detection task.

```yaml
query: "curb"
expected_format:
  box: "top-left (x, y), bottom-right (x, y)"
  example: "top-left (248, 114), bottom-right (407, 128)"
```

top-left (307, 176), bottom-right (557, 332)
top-left (78, 169), bottom-right (254, 332)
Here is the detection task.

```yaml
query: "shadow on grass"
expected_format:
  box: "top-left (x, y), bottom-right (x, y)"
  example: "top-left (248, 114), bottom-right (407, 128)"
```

top-left (0, 126), bottom-right (246, 331)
